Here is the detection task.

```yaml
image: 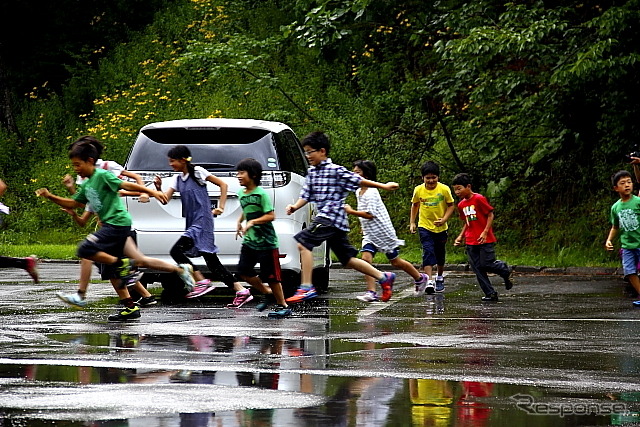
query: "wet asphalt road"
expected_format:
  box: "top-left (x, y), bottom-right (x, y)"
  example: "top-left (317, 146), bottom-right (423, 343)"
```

top-left (1, 262), bottom-right (640, 426)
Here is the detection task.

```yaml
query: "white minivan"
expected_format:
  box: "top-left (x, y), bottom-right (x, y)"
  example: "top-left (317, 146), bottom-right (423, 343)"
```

top-left (123, 118), bottom-right (330, 296)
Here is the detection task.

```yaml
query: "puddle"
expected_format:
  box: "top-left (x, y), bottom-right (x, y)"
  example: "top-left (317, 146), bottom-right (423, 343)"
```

top-left (1, 362), bottom-right (639, 425)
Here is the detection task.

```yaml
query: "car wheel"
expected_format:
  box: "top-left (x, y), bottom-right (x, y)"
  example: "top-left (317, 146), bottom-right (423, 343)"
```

top-left (281, 269), bottom-right (301, 298)
top-left (312, 266), bottom-right (330, 294)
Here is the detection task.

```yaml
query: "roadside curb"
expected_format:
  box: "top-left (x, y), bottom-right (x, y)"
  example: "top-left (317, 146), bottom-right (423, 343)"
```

top-left (333, 263), bottom-right (623, 276)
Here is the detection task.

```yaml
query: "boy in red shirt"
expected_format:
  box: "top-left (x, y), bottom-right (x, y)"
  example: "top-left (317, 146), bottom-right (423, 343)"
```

top-left (452, 173), bottom-right (513, 301)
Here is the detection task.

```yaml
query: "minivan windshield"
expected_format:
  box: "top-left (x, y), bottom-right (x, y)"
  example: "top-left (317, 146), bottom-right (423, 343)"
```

top-left (125, 127), bottom-right (280, 171)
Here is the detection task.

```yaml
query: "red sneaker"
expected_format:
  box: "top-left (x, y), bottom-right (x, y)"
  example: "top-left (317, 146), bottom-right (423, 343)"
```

top-left (25, 256), bottom-right (39, 284)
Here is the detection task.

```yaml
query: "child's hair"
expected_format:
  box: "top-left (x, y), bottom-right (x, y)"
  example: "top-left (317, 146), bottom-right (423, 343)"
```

top-left (301, 131), bottom-right (330, 154)
top-left (452, 173), bottom-right (473, 188)
top-left (167, 145), bottom-right (205, 187)
top-left (353, 159), bottom-right (377, 181)
top-left (236, 158), bottom-right (263, 185)
top-left (612, 170), bottom-right (632, 187)
top-left (421, 161), bottom-right (440, 177)
top-left (69, 141), bottom-right (98, 162)
top-left (70, 136), bottom-right (104, 159)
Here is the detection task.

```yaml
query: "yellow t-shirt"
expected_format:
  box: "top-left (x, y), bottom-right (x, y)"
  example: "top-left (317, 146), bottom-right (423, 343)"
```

top-left (411, 182), bottom-right (454, 232)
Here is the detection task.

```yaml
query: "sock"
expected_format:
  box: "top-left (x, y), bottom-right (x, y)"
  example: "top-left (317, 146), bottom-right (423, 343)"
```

top-left (121, 298), bottom-right (135, 308)
top-left (437, 276), bottom-right (443, 281)
top-left (377, 273), bottom-right (387, 283)
top-left (300, 283), bottom-right (313, 289)
top-left (237, 289), bottom-right (250, 295)
top-left (77, 290), bottom-right (86, 298)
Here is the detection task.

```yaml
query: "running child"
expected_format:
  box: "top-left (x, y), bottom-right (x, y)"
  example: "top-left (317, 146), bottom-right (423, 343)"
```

top-left (57, 136), bottom-right (155, 308)
top-left (235, 158), bottom-right (291, 317)
top-left (153, 145), bottom-right (244, 300)
top-left (0, 178), bottom-right (39, 283)
top-left (345, 160), bottom-right (428, 302)
top-left (605, 170), bottom-right (640, 307)
top-left (35, 140), bottom-right (196, 321)
top-left (452, 173), bottom-right (513, 302)
top-left (410, 161), bottom-right (455, 295)
top-left (285, 131), bottom-right (399, 303)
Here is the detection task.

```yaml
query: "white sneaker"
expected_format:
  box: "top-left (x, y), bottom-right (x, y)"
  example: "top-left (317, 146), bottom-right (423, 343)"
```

top-left (425, 281), bottom-right (436, 295)
top-left (413, 273), bottom-right (429, 296)
top-left (56, 292), bottom-right (87, 308)
top-left (356, 291), bottom-right (379, 303)
top-left (177, 264), bottom-right (196, 292)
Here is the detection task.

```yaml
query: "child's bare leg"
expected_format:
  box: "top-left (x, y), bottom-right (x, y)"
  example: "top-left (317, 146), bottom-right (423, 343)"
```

top-left (628, 274), bottom-right (640, 295)
top-left (345, 257), bottom-right (384, 280)
top-left (423, 264), bottom-right (433, 280)
top-left (123, 238), bottom-right (182, 275)
top-left (131, 281), bottom-right (152, 298)
top-left (298, 243), bottom-right (314, 285)
top-left (242, 275), bottom-right (271, 295)
top-left (391, 257), bottom-right (422, 281)
top-left (109, 279), bottom-right (134, 300)
top-left (361, 251), bottom-right (377, 292)
top-left (78, 258), bottom-right (93, 295)
top-left (267, 282), bottom-right (287, 307)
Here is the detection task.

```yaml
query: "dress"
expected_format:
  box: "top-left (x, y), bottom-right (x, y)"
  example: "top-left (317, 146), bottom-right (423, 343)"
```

top-left (172, 166), bottom-right (217, 255)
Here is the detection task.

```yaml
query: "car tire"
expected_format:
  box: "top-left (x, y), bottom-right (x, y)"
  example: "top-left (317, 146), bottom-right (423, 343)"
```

top-left (281, 269), bottom-right (301, 298)
top-left (312, 266), bottom-right (330, 294)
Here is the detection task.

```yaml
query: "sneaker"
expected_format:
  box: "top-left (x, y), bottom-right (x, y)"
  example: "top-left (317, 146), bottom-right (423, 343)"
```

top-left (504, 267), bottom-right (514, 290)
top-left (632, 300), bottom-right (640, 307)
top-left (108, 305), bottom-right (141, 321)
top-left (481, 292), bottom-right (499, 302)
top-left (379, 272), bottom-right (396, 302)
top-left (285, 286), bottom-right (317, 304)
top-left (268, 305), bottom-right (292, 318)
top-left (56, 292), bottom-right (87, 308)
top-left (226, 290), bottom-right (254, 308)
top-left (356, 290), bottom-right (379, 303)
top-left (413, 273), bottom-right (428, 297)
top-left (135, 295), bottom-right (157, 307)
top-left (435, 277), bottom-right (445, 293)
top-left (425, 281), bottom-right (436, 295)
top-left (25, 256), bottom-right (39, 284)
top-left (177, 263), bottom-right (196, 292)
top-left (185, 283), bottom-right (216, 299)
top-left (255, 293), bottom-right (276, 311)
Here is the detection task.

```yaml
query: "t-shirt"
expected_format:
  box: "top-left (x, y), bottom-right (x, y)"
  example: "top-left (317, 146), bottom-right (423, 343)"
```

top-left (457, 193), bottom-right (496, 245)
top-left (76, 159), bottom-right (126, 213)
top-left (411, 182), bottom-right (454, 232)
top-left (238, 186), bottom-right (278, 250)
top-left (610, 195), bottom-right (640, 249)
top-left (356, 187), bottom-right (402, 253)
top-left (72, 168), bottom-right (131, 227)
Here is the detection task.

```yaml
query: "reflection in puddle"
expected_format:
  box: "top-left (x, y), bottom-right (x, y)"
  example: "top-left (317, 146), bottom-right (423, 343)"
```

top-left (1, 361), bottom-right (639, 426)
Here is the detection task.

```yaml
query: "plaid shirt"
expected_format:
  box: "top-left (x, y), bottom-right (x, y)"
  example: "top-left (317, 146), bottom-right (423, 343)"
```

top-left (301, 158), bottom-right (362, 231)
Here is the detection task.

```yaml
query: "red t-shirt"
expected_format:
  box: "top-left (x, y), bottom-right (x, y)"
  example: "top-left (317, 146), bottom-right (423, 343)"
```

top-left (457, 193), bottom-right (496, 245)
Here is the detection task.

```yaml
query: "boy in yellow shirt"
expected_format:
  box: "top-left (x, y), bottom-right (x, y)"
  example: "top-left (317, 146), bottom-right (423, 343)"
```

top-left (410, 161), bottom-right (455, 295)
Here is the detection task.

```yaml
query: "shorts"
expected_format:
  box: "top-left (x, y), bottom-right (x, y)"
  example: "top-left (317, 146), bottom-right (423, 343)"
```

top-left (294, 218), bottom-right (358, 266)
top-left (361, 242), bottom-right (400, 261)
top-left (622, 248), bottom-right (640, 277)
top-left (418, 228), bottom-right (448, 267)
top-left (77, 224), bottom-right (131, 279)
top-left (237, 245), bottom-right (282, 283)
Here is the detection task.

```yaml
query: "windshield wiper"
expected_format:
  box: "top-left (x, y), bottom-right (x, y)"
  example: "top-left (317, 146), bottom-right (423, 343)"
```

top-left (197, 162), bottom-right (236, 169)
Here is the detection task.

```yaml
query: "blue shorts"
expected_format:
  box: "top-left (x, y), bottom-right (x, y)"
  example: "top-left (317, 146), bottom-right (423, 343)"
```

top-left (361, 242), bottom-right (400, 261)
top-left (622, 248), bottom-right (640, 277)
top-left (294, 218), bottom-right (358, 266)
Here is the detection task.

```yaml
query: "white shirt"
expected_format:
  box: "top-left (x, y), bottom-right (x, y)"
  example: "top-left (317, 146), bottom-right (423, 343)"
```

top-left (356, 187), bottom-right (403, 253)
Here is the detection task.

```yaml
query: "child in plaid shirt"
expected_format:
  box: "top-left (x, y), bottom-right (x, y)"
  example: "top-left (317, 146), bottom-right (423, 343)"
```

top-left (285, 132), bottom-right (399, 303)
top-left (345, 160), bottom-right (428, 303)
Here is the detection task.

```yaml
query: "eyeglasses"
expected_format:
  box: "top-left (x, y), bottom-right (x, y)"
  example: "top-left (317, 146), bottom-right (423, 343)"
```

top-left (304, 149), bottom-right (319, 156)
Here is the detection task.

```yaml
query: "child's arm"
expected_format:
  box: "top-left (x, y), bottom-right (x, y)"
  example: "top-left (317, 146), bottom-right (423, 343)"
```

top-left (409, 202), bottom-right (420, 233)
top-left (0, 179), bottom-right (6, 197)
top-left (121, 181), bottom-right (168, 204)
top-left (35, 188), bottom-right (84, 209)
top-left (62, 209), bottom-right (93, 227)
top-left (286, 198), bottom-right (308, 215)
top-left (605, 226), bottom-right (618, 251)
top-left (240, 211), bottom-right (275, 236)
top-left (62, 174), bottom-right (76, 195)
top-left (345, 204), bottom-right (374, 219)
top-left (477, 211), bottom-right (495, 244)
top-left (360, 179), bottom-right (399, 192)
top-left (205, 174), bottom-right (227, 216)
top-left (119, 170), bottom-right (150, 202)
top-left (454, 223), bottom-right (467, 246)
top-left (434, 202), bottom-right (456, 227)
top-left (153, 175), bottom-right (175, 202)
top-left (236, 212), bottom-right (246, 239)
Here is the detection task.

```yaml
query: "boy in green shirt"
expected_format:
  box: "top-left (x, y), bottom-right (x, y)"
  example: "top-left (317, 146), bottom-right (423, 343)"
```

top-left (36, 140), bottom-right (196, 321)
top-left (235, 158), bottom-right (291, 318)
top-left (605, 170), bottom-right (640, 307)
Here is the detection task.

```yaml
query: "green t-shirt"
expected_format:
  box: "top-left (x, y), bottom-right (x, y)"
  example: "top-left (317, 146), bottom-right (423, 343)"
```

top-left (610, 195), bottom-right (640, 249)
top-left (72, 167), bottom-right (132, 227)
top-left (238, 186), bottom-right (278, 250)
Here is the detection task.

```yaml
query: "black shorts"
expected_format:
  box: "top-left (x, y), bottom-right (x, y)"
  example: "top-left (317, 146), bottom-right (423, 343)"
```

top-left (294, 218), bottom-right (358, 266)
top-left (77, 224), bottom-right (131, 279)
top-left (237, 245), bottom-right (282, 283)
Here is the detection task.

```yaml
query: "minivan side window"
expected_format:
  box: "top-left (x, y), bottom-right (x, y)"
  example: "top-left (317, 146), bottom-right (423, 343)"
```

top-left (275, 130), bottom-right (308, 176)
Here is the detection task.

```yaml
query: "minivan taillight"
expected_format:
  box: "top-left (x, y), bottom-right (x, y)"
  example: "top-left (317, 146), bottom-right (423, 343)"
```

top-left (262, 171), bottom-right (291, 188)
